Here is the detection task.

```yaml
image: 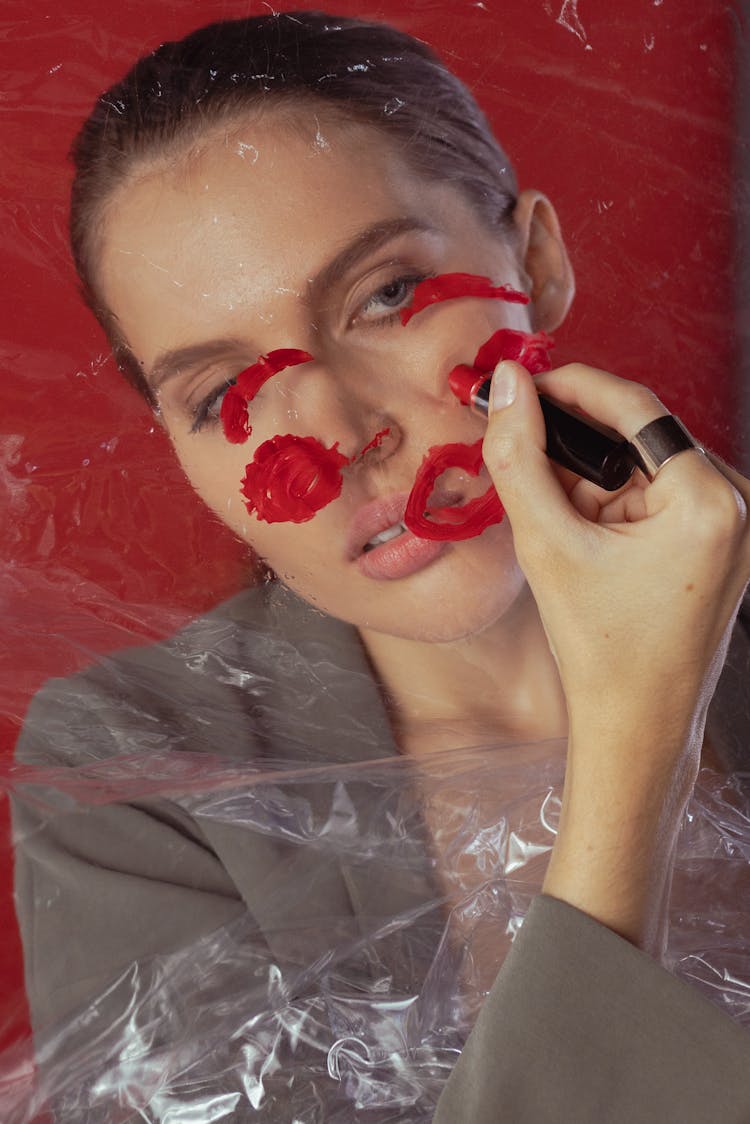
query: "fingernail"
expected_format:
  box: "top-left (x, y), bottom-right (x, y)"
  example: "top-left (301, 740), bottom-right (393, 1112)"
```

top-left (490, 362), bottom-right (517, 412)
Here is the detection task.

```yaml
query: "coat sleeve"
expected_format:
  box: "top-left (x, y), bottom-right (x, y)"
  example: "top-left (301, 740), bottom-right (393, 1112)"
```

top-left (433, 893), bottom-right (750, 1124)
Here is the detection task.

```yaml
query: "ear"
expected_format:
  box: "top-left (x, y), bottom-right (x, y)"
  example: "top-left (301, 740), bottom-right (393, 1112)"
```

top-left (511, 189), bottom-right (575, 332)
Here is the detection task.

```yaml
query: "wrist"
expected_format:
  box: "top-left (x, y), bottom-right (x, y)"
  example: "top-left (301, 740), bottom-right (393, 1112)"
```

top-left (542, 824), bottom-right (680, 955)
top-left (543, 732), bottom-right (697, 953)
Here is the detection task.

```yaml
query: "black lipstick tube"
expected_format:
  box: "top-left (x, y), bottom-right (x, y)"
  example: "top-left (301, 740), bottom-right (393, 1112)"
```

top-left (468, 376), bottom-right (636, 491)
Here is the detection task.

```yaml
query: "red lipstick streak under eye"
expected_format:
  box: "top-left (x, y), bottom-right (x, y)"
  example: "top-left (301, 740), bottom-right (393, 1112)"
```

top-left (399, 273), bottom-right (529, 326)
top-left (220, 348), bottom-right (313, 444)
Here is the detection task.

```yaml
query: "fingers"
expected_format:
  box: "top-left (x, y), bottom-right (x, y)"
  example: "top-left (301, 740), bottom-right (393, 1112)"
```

top-left (481, 361), bottom-right (581, 547)
top-left (568, 475), bottom-right (649, 524)
top-left (535, 362), bottom-right (750, 531)
top-left (484, 358), bottom-right (750, 588)
top-left (533, 362), bottom-right (669, 439)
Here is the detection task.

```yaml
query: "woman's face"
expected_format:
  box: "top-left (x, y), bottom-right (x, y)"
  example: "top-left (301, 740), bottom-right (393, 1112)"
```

top-left (97, 113), bottom-right (559, 642)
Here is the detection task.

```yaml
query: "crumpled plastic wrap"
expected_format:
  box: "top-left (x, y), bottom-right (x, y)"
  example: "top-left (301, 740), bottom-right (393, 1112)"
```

top-left (1, 743), bottom-right (749, 1122)
top-left (1, 0), bottom-right (749, 1120)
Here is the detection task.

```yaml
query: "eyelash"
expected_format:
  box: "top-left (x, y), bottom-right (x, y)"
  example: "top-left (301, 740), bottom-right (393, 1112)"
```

top-left (189, 271), bottom-right (434, 433)
top-left (190, 377), bottom-right (236, 434)
top-left (356, 271), bottom-right (432, 327)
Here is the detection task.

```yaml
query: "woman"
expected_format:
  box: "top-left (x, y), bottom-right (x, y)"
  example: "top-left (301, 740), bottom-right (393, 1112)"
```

top-left (10, 10), bottom-right (750, 1121)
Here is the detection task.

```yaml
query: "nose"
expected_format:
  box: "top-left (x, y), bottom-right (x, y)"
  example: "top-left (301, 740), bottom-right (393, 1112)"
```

top-left (284, 358), bottom-right (404, 462)
top-left (347, 418), bottom-right (404, 466)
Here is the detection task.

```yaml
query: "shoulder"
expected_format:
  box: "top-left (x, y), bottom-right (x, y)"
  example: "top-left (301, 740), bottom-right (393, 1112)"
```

top-left (16, 583), bottom-right (394, 769)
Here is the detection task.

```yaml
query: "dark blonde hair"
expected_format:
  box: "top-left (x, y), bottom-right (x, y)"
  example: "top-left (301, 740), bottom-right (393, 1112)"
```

top-left (69, 10), bottom-right (518, 405)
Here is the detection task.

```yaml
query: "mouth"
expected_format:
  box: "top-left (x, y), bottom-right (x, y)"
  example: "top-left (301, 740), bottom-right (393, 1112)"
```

top-left (347, 489), bottom-right (464, 560)
top-left (347, 492), bottom-right (412, 560)
top-left (362, 520), bottom-right (408, 553)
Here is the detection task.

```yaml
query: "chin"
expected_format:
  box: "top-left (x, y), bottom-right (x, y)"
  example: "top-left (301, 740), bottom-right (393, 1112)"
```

top-left (358, 589), bottom-right (525, 644)
top-left (323, 565), bottom-right (527, 645)
top-left (273, 520), bottom-right (526, 643)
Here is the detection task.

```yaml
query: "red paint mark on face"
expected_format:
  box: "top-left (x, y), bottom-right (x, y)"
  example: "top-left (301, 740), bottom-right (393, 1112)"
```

top-left (241, 434), bottom-right (349, 524)
top-left (404, 439), bottom-right (504, 541)
top-left (228, 275), bottom-right (549, 536)
top-left (404, 328), bottom-right (554, 542)
top-left (400, 273), bottom-right (529, 326)
top-left (240, 427), bottom-right (391, 523)
top-left (220, 349), bottom-right (314, 444)
top-left (472, 328), bottom-right (554, 375)
top-left (220, 389), bottom-right (250, 444)
top-left (355, 427), bottom-right (390, 461)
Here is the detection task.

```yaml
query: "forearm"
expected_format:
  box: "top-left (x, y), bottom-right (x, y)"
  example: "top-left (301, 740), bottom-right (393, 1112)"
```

top-left (542, 720), bottom-right (698, 954)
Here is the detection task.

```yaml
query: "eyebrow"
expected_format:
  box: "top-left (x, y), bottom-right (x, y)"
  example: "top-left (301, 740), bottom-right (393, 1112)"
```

top-left (307, 216), bottom-right (438, 304)
top-left (146, 216), bottom-right (437, 392)
top-left (149, 338), bottom-right (250, 393)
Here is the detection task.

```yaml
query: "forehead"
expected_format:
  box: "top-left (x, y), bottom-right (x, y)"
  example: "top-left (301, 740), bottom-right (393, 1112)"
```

top-left (96, 113), bottom-right (498, 368)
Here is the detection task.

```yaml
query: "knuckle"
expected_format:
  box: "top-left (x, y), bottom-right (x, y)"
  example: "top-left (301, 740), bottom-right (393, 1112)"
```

top-left (688, 476), bottom-right (745, 542)
top-left (629, 385), bottom-right (663, 418)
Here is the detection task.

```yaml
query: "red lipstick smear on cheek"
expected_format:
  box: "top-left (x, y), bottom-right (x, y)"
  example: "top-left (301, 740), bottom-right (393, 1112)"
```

top-left (241, 434), bottom-right (349, 524)
top-left (473, 328), bottom-right (554, 375)
top-left (400, 273), bottom-right (529, 326)
top-left (404, 439), bottom-right (504, 541)
top-left (238, 422), bottom-right (392, 525)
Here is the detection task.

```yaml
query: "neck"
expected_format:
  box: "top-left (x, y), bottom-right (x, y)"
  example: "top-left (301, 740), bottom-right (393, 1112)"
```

top-left (359, 583), bottom-right (569, 755)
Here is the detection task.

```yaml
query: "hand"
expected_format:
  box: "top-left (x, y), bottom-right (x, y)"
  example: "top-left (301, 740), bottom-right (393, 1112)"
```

top-left (482, 360), bottom-right (750, 950)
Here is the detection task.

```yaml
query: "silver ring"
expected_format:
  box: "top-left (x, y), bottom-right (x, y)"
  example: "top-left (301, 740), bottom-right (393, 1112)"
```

top-left (628, 415), bottom-right (704, 481)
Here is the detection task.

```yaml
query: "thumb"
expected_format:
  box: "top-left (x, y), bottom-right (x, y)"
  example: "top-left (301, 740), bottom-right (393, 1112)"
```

top-left (482, 361), bottom-right (577, 545)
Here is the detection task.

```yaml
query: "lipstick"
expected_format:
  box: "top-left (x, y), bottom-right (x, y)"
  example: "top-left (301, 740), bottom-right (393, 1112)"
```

top-left (449, 366), bottom-right (636, 492)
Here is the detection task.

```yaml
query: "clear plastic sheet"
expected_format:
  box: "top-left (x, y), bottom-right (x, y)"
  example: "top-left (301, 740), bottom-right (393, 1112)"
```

top-left (2, 743), bottom-right (750, 1122)
top-left (1, 0), bottom-right (750, 1119)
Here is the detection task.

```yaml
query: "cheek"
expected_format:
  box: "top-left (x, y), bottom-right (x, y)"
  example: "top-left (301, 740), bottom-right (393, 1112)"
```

top-left (170, 438), bottom-right (247, 529)
top-left (170, 435), bottom-right (338, 570)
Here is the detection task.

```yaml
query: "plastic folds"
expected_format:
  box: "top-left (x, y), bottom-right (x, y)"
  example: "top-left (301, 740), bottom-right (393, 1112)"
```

top-left (1, 2), bottom-right (749, 1120)
top-left (2, 738), bottom-right (750, 1121)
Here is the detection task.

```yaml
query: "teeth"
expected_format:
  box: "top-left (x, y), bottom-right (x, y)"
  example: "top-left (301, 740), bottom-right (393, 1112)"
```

top-left (364, 522), bottom-right (407, 552)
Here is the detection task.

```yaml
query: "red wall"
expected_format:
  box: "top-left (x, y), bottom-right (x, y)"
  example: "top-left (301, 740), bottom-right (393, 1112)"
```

top-left (0, 0), bottom-right (739, 1049)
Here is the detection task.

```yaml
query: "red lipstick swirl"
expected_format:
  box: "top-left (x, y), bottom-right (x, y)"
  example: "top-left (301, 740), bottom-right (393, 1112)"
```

top-left (404, 438), bottom-right (504, 541)
top-left (241, 434), bottom-right (349, 524)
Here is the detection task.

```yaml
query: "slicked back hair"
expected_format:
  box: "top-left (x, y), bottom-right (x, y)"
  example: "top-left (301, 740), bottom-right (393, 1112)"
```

top-left (70, 11), bottom-right (519, 404)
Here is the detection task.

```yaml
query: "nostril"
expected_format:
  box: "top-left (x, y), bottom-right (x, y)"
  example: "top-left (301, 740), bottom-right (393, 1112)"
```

top-left (357, 426), bottom-right (393, 461)
top-left (346, 419), bottom-right (402, 466)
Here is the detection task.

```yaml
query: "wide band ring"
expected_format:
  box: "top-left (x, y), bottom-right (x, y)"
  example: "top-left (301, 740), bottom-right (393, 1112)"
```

top-left (628, 415), bottom-right (704, 481)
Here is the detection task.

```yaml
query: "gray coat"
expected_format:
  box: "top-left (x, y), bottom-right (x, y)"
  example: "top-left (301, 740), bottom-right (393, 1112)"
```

top-left (11, 584), bottom-right (750, 1121)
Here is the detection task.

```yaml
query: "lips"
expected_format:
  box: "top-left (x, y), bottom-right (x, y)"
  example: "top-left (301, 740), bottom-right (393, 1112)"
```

top-left (346, 493), bottom-right (413, 560)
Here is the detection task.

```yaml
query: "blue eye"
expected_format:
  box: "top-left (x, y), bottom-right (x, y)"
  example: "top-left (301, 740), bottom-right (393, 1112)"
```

top-left (359, 273), bottom-right (430, 323)
top-left (189, 377), bottom-right (236, 434)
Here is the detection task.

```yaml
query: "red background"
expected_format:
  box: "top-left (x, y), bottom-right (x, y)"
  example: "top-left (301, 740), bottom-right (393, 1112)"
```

top-left (0, 0), bottom-right (742, 1050)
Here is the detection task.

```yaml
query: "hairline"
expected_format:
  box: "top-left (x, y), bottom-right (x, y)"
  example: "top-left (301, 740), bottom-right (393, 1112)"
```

top-left (85, 97), bottom-right (521, 407)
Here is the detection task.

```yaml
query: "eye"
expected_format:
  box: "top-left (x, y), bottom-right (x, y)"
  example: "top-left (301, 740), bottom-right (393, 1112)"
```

top-left (357, 273), bottom-right (430, 325)
top-left (189, 377), bottom-right (236, 434)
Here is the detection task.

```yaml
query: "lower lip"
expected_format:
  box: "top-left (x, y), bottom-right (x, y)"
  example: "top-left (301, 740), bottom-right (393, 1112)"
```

top-left (355, 528), bottom-right (449, 580)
